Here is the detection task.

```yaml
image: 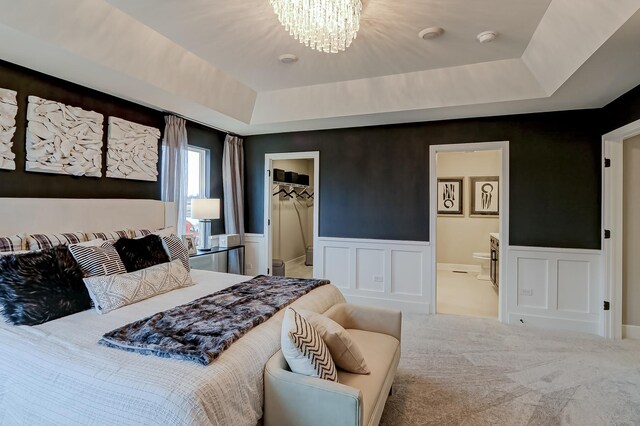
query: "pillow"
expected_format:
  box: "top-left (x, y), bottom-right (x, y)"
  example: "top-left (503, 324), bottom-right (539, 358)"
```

top-left (69, 241), bottom-right (127, 278)
top-left (83, 259), bottom-right (193, 314)
top-left (85, 230), bottom-right (129, 242)
top-left (298, 309), bottom-right (370, 374)
top-left (113, 234), bottom-right (170, 272)
top-left (0, 235), bottom-right (26, 252)
top-left (162, 234), bottom-right (190, 272)
top-left (0, 246), bottom-right (92, 325)
top-left (27, 232), bottom-right (86, 251)
top-left (281, 307), bottom-right (338, 382)
top-left (127, 229), bottom-right (152, 239)
top-left (71, 239), bottom-right (106, 248)
top-left (153, 226), bottom-right (177, 238)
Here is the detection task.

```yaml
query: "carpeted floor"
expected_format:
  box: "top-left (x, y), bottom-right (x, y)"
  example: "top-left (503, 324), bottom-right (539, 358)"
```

top-left (379, 314), bottom-right (640, 425)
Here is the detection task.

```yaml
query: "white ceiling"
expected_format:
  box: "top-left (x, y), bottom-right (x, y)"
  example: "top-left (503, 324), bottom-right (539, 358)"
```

top-left (0, 0), bottom-right (639, 135)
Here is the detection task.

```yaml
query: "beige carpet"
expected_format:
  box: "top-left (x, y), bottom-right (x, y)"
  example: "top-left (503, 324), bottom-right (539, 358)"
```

top-left (379, 314), bottom-right (640, 425)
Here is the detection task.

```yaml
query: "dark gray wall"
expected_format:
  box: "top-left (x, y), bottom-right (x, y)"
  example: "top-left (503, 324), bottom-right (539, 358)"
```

top-left (245, 110), bottom-right (603, 249)
top-left (0, 60), bottom-right (165, 199)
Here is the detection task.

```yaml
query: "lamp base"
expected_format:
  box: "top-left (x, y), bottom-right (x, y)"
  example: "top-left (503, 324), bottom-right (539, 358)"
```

top-left (197, 220), bottom-right (213, 251)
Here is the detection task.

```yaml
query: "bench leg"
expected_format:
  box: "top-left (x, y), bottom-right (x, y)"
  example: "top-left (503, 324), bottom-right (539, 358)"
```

top-left (389, 385), bottom-right (393, 396)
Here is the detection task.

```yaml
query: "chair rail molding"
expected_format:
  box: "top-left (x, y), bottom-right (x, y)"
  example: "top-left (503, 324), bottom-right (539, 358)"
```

top-left (316, 236), bottom-right (431, 313)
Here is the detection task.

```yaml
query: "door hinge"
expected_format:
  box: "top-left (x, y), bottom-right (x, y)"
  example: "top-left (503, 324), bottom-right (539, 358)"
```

top-left (267, 268), bottom-right (270, 275)
top-left (604, 301), bottom-right (610, 311)
top-left (268, 219), bottom-right (271, 226)
top-left (604, 158), bottom-right (611, 168)
top-left (268, 169), bottom-right (271, 177)
top-left (604, 229), bottom-right (611, 239)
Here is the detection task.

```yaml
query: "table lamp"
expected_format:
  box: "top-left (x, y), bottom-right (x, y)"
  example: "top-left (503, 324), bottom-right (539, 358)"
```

top-left (191, 198), bottom-right (220, 251)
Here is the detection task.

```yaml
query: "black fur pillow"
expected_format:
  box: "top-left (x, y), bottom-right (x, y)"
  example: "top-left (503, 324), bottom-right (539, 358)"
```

top-left (113, 234), bottom-right (170, 273)
top-left (0, 246), bottom-right (92, 326)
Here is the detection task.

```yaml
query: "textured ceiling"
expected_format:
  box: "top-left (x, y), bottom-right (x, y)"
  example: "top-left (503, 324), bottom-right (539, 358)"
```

top-left (0, 0), bottom-right (638, 135)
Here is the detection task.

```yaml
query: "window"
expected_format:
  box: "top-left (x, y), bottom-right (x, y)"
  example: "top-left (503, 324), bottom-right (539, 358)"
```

top-left (186, 146), bottom-right (210, 238)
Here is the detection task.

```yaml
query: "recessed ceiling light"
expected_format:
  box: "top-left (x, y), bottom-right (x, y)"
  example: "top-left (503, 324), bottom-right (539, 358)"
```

top-left (477, 31), bottom-right (498, 43)
top-left (418, 27), bottom-right (444, 40)
top-left (279, 54), bottom-right (299, 64)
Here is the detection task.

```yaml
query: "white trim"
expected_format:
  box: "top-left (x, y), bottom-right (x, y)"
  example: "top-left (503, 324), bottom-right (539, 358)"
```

top-left (342, 294), bottom-right (430, 314)
top-left (264, 151), bottom-right (320, 277)
top-left (429, 141), bottom-right (509, 322)
top-left (602, 118), bottom-right (640, 339)
top-left (317, 236), bottom-right (430, 247)
top-left (437, 263), bottom-right (481, 273)
top-left (508, 245), bottom-right (602, 255)
top-left (622, 324), bottom-right (640, 340)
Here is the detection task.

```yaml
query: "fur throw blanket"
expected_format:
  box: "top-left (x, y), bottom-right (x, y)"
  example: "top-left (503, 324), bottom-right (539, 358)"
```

top-left (100, 275), bottom-right (329, 365)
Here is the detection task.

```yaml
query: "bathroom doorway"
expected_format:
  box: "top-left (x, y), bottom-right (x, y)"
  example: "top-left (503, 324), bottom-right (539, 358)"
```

top-left (429, 142), bottom-right (509, 321)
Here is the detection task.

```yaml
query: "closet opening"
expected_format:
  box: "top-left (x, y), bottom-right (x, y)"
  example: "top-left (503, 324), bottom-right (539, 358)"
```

top-left (429, 142), bottom-right (509, 321)
top-left (264, 152), bottom-right (319, 279)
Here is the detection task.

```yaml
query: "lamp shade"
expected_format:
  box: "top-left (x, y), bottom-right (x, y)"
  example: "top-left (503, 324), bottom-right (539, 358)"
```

top-left (191, 198), bottom-right (220, 220)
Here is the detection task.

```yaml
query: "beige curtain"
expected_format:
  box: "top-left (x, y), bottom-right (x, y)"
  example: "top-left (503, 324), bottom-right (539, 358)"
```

top-left (222, 135), bottom-right (245, 274)
top-left (161, 116), bottom-right (188, 237)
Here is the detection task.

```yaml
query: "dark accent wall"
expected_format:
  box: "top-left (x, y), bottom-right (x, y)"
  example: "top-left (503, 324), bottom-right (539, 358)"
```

top-left (0, 59), bottom-right (165, 199)
top-left (186, 123), bottom-right (227, 235)
top-left (245, 110), bottom-right (603, 249)
top-left (602, 84), bottom-right (640, 134)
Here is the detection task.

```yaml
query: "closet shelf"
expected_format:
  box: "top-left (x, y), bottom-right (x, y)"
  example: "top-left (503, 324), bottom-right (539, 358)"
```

top-left (273, 180), bottom-right (313, 189)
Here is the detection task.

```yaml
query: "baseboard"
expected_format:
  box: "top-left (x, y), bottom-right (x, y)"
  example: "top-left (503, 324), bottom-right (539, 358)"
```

top-left (508, 313), bottom-right (599, 335)
top-left (622, 324), bottom-right (640, 339)
top-left (437, 263), bottom-right (480, 273)
top-left (342, 293), bottom-right (430, 314)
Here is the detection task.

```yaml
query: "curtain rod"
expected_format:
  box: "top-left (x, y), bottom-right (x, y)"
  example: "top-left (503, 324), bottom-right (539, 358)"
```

top-left (162, 110), bottom-right (243, 138)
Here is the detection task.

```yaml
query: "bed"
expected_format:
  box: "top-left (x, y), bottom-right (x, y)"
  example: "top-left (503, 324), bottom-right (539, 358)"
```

top-left (0, 269), bottom-right (345, 425)
top-left (0, 198), bottom-right (346, 425)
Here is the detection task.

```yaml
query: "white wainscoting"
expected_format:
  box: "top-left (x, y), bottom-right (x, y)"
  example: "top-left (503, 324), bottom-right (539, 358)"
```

top-left (316, 237), bottom-right (431, 313)
top-left (506, 246), bottom-right (602, 334)
top-left (244, 233), bottom-right (267, 276)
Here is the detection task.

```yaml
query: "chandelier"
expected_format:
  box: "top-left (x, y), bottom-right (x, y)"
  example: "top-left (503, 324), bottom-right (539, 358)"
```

top-left (270, 0), bottom-right (363, 53)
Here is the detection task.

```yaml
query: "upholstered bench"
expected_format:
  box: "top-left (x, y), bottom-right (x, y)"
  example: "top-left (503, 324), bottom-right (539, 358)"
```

top-left (264, 303), bottom-right (402, 426)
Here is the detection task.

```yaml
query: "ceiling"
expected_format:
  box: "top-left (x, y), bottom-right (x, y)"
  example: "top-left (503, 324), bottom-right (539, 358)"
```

top-left (0, 0), bottom-right (638, 135)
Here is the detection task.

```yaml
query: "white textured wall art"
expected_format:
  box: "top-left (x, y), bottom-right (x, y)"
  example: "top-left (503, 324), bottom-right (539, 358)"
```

top-left (106, 117), bottom-right (160, 181)
top-left (26, 96), bottom-right (104, 177)
top-left (0, 88), bottom-right (18, 170)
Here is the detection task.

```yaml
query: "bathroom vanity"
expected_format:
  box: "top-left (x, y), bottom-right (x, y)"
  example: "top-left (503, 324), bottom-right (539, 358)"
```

top-left (490, 233), bottom-right (499, 290)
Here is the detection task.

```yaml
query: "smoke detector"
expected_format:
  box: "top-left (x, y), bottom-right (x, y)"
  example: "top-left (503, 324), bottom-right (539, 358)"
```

top-left (477, 31), bottom-right (498, 43)
top-left (279, 54), bottom-right (299, 64)
top-left (418, 27), bottom-right (444, 40)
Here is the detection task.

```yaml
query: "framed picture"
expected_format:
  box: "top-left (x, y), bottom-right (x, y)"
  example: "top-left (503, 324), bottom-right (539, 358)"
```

top-left (470, 176), bottom-right (499, 216)
top-left (182, 235), bottom-right (197, 255)
top-left (437, 177), bottom-right (464, 215)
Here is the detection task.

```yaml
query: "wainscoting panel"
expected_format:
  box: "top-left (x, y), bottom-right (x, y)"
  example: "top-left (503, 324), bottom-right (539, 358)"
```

top-left (507, 246), bottom-right (602, 334)
top-left (244, 234), bottom-right (266, 276)
top-left (317, 237), bottom-right (431, 313)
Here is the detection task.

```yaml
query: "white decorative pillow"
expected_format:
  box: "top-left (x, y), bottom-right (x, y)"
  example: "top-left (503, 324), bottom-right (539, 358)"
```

top-left (83, 259), bottom-right (193, 314)
top-left (298, 309), bottom-right (370, 374)
top-left (85, 230), bottom-right (129, 242)
top-left (153, 226), bottom-right (177, 238)
top-left (69, 241), bottom-right (127, 278)
top-left (127, 229), bottom-right (152, 239)
top-left (27, 232), bottom-right (86, 250)
top-left (281, 307), bottom-right (338, 382)
top-left (0, 235), bottom-right (26, 252)
top-left (161, 234), bottom-right (190, 272)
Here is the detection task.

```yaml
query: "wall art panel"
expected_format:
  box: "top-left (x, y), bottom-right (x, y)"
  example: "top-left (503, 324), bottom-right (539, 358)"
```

top-left (26, 96), bottom-right (103, 177)
top-left (0, 88), bottom-right (18, 170)
top-left (106, 117), bottom-right (160, 182)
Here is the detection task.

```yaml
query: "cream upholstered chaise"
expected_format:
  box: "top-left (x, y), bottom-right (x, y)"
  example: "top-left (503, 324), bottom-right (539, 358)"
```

top-left (264, 303), bottom-right (402, 426)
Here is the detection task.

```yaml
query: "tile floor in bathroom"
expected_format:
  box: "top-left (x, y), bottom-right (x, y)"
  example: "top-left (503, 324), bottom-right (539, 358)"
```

top-left (436, 269), bottom-right (499, 318)
top-left (284, 256), bottom-right (313, 279)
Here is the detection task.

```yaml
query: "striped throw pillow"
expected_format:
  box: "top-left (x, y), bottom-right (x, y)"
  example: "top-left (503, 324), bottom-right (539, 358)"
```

top-left (69, 241), bottom-right (127, 277)
top-left (85, 230), bottom-right (129, 242)
top-left (281, 307), bottom-right (338, 382)
top-left (0, 235), bottom-right (26, 252)
top-left (127, 229), bottom-right (152, 239)
top-left (162, 234), bottom-right (190, 272)
top-left (27, 232), bottom-right (86, 251)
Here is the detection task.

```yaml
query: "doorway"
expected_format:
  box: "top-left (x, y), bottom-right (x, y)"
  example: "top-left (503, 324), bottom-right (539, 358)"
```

top-left (429, 142), bottom-right (509, 321)
top-left (264, 152), bottom-right (319, 278)
top-left (602, 118), bottom-right (640, 339)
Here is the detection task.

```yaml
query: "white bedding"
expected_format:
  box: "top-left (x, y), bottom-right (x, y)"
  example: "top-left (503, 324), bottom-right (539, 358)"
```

top-left (0, 270), bottom-right (345, 425)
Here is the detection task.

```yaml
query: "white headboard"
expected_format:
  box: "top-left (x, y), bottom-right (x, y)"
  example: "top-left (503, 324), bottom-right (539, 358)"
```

top-left (0, 198), bottom-right (176, 236)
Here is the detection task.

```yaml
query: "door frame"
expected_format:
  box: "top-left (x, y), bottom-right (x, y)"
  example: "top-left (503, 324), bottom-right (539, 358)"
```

top-left (264, 151), bottom-right (320, 276)
top-left (429, 141), bottom-right (510, 321)
top-left (601, 118), bottom-right (640, 338)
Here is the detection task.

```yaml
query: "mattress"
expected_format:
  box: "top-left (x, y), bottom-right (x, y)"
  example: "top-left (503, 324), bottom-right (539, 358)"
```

top-left (0, 270), bottom-right (346, 425)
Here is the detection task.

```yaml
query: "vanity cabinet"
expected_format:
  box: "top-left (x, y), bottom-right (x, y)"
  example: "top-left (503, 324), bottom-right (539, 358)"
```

top-left (490, 235), bottom-right (499, 290)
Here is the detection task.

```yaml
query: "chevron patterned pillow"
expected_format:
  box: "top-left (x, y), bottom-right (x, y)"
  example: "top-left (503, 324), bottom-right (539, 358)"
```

top-left (281, 307), bottom-right (338, 382)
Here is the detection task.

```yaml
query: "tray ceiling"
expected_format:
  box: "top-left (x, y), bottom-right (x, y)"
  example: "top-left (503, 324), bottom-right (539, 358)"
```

top-left (0, 0), bottom-right (638, 135)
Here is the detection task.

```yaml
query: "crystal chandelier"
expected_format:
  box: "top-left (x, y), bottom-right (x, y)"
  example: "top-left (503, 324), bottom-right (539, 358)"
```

top-left (270, 0), bottom-right (363, 53)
